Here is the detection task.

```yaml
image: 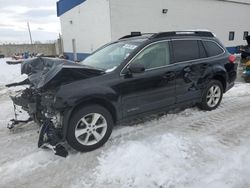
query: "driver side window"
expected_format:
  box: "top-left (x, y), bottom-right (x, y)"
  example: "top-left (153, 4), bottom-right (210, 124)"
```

top-left (131, 42), bottom-right (170, 70)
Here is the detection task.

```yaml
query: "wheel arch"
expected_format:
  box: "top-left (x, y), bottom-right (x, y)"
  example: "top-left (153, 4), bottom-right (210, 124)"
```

top-left (73, 98), bottom-right (117, 122)
top-left (62, 97), bottom-right (118, 140)
top-left (212, 64), bottom-right (228, 93)
top-left (212, 74), bottom-right (226, 92)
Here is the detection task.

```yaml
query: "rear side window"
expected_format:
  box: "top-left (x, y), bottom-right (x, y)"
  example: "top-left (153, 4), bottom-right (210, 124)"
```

top-left (203, 41), bottom-right (224, 57)
top-left (172, 40), bottom-right (200, 62)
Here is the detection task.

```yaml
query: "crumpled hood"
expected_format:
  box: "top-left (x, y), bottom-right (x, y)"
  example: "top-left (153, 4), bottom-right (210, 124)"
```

top-left (21, 57), bottom-right (104, 89)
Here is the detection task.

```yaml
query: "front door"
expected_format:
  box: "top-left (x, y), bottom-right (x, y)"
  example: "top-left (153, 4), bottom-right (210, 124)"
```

top-left (118, 41), bottom-right (176, 117)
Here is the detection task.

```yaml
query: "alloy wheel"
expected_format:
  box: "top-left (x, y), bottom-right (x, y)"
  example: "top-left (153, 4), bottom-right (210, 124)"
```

top-left (75, 113), bottom-right (108, 146)
top-left (206, 85), bottom-right (222, 108)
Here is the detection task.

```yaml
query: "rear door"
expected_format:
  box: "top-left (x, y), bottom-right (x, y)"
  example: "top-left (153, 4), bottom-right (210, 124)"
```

top-left (171, 39), bottom-right (207, 103)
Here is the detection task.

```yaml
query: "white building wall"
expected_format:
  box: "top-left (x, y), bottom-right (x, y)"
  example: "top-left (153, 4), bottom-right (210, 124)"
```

top-left (59, 0), bottom-right (250, 59)
top-left (60, 0), bottom-right (111, 56)
top-left (109, 0), bottom-right (250, 47)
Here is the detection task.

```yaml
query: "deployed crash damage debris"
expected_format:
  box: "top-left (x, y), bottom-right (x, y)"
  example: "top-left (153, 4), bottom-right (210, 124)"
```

top-left (6, 57), bottom-right (104, 157)
top-left (7, 86), bottom-right (37, 130)
top-left (38, 119), bottom-right (68, 158)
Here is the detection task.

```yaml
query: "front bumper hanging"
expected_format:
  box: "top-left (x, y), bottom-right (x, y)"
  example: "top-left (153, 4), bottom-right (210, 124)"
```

top-left (38, 118), bottom-right (68, 158)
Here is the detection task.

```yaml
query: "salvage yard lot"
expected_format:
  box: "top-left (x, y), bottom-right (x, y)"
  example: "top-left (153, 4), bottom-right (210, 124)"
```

top-left (0, 58), bottom-right (250, 188)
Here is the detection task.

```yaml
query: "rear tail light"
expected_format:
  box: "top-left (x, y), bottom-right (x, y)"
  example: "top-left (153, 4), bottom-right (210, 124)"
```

top-left (229, 54), bottom-right (236, 63)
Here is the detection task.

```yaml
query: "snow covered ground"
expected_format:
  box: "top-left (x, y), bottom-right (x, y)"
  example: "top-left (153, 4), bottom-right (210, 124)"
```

top-left (1, 58), bottom-right (250, 188)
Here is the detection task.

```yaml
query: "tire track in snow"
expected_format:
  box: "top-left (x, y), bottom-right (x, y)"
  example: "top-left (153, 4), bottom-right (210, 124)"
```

top-left (69, 94), bottom-right (250, 187)
top-left (86, 93), bottom-right (250, 188)
top-left (0, 150), bottom-right (61, 186)
top-left (107, 93), bottom-right (250, 146)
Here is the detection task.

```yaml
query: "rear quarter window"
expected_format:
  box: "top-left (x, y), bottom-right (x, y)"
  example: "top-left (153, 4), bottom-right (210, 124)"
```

top-left (202, 41), bottom-right (224, 57)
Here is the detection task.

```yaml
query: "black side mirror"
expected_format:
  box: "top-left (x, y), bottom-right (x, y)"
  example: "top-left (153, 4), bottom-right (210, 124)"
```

top-left (128, 63), bottom-right (145, 74)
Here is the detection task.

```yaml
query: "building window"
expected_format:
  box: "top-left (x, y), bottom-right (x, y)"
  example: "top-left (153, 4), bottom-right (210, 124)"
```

top-left (243, 31), bottom-right (249, 40)
top-left (162, 9), bottom-right (168, 14)
top-left (229, 32), bottom-right (235, 41)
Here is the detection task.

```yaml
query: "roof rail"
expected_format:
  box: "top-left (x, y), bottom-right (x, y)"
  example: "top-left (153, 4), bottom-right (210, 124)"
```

top-left (150, 31), bottom-right (214, 39)
top-left (119, 32), bottom-right (155, 40)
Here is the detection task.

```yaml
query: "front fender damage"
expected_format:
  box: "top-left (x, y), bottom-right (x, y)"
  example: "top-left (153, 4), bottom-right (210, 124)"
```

top-left (5, 57), bottom-right (104, 157)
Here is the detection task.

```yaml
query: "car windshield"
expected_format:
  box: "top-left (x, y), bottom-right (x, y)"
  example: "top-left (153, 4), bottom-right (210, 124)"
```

top-left (81, 39), bottom-right (145, 72)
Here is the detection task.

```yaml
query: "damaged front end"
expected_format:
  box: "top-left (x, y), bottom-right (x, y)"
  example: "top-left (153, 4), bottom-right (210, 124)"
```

top-left (6, 57), bottom-right (104, 157)
top-left (7, 83), bottom-right (68, 157)
top-left (7, 86), bottom-right (38, 128)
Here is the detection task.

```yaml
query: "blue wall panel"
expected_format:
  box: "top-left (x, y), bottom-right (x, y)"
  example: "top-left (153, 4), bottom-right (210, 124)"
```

top-left (226, 46), bottom-right (239, 54)
top-left (57, 0), bottom-right (86, 16)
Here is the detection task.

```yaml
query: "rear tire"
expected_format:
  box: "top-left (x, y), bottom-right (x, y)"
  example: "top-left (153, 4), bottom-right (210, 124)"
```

top-left (198, 80), bottom-right (223, 111)
top-left (66, 105), bottom-right (113, 152)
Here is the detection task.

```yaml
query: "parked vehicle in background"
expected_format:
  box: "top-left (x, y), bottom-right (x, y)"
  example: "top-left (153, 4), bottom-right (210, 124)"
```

top-left (6, 31), bottom-right (238, 157)
top-left (0, 54), bottom-right (4, 58)
top-left (240, 35), bottom-right (250, 59)
top-left (243, 59), bottom-right (250, 83)
top-left (239, 35), bottom-right (250, 83)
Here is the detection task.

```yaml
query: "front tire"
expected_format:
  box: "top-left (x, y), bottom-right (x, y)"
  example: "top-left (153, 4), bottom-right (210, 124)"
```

top-left (66, 105), bottom-right (113, 152)
top-left (198, 80), bottom-right (223, 111)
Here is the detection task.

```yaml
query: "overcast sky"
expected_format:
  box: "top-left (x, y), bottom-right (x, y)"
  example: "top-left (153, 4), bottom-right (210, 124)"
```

top-left (0, 0), bottom-right (60, 43)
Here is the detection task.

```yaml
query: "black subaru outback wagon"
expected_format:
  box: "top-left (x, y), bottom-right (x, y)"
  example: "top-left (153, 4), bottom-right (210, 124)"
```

top-left (7, 31), bottom-right (237, 156)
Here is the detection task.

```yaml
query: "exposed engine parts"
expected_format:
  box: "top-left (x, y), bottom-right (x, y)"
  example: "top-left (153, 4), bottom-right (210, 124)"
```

top-left (6, 85), bottom-right (67, 156)
top-left (7, 88), bottom-right (38, 130)
top-left (7, 86), bottom-right (67, 157)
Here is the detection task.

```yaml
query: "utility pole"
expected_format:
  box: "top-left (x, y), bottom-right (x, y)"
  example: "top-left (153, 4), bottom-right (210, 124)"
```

top-left (27, 22), bottom-right (33, 45)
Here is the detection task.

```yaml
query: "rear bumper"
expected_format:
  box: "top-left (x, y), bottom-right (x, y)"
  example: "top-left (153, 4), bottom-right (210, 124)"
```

top-left (225, 63), bottom-right (238, 92)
